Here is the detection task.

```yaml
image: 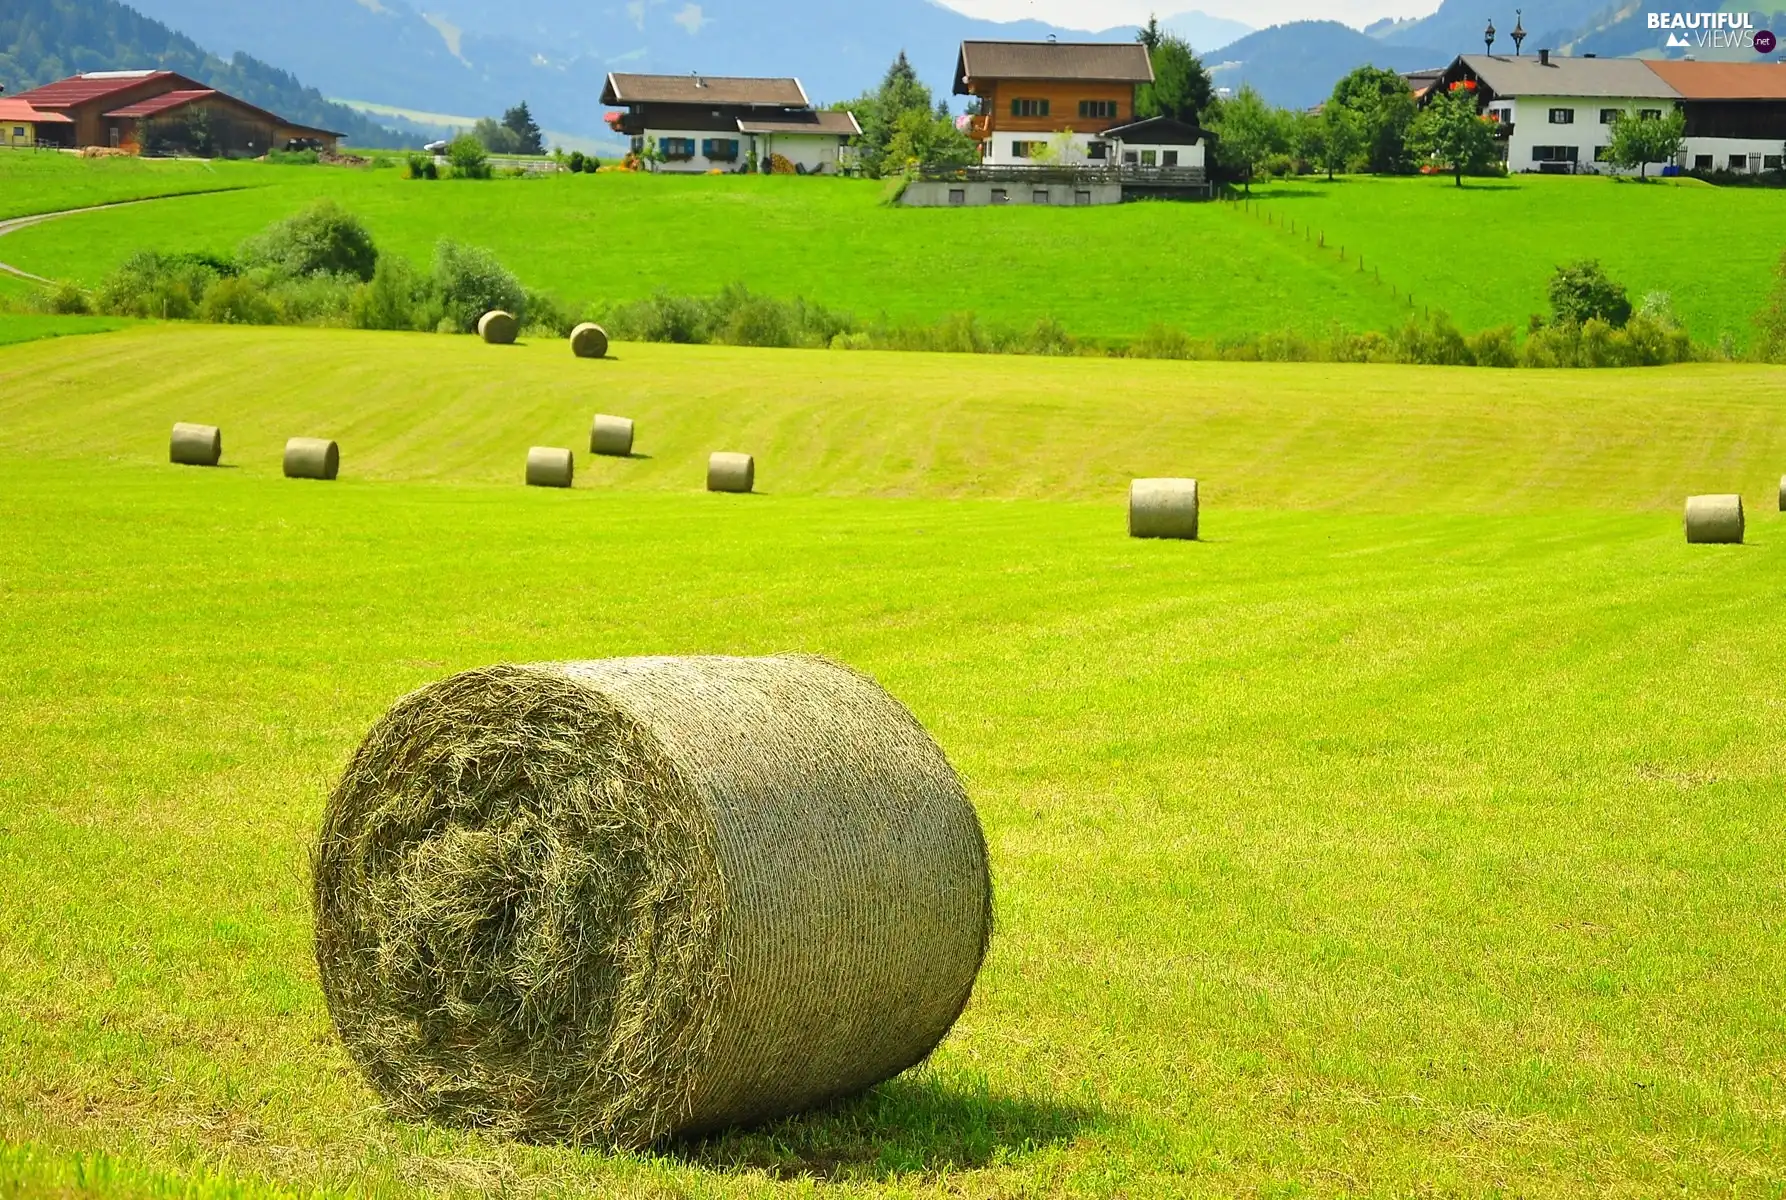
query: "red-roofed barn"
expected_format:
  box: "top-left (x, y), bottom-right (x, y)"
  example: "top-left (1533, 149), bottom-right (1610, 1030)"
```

top-left (8, 70), bottom-right (341, 155)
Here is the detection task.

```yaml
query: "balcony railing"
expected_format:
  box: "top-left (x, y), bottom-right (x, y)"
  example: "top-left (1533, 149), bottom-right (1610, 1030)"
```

top-left (914, 162), bottom-right (1209, 188)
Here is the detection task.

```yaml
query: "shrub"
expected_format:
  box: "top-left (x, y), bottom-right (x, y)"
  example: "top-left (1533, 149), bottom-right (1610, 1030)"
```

top-left (447, 135), bottom-right (491, 180)
top-left (350, 255), bottom-right (440, 331)
top-left (568, 150), bottom-right (587, 173)
top-left (433, 240), bottom-right (525, 332)
top-left (266, 274), bottom-right (356, 325)
top-left (405, 153), bottom-right (438, 180)
top-left (239, 200), bottom-right (379, 282)
top-left (522, 288), bottom-right (578, 338)
top-left (96, 251), bottom-right (224, 320)
top-left (1466, 325), bottom-right (1518, 368)
top-left (1392, 311), bottom-right (1473, 365)
top-left (1754, 249), bottom-right (1786, 364)
top-left (44, 281), bottom-right (92, 315)
top-left (265, 148), bottom-right (319, 166)
top-left (1546, 260), bottom-right (1632, 328)
top-left (830, 331), bottom-right (873, 350)
top-left (199, 275), bottom-right (280, 325)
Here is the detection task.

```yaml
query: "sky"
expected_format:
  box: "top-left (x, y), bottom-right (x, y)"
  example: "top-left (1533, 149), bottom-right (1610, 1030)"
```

top-left (936, 0), bottom-right (1440, 31)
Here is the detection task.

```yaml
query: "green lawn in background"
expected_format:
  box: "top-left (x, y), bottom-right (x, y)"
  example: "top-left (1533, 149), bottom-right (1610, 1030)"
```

top-left (0, 312), bottom-right (131, 345)
top-left (0, 150), bottom-right (261, 220)
top-left (0, 325), bottom-right (1782, 1197)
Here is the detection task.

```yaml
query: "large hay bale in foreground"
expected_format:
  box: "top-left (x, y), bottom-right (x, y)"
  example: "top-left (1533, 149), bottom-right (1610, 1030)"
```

top-left (478, 310), bottom-right (519, 345)
top-left (570, 323), bottom-right (610, 359)
top-left (590, 414), bottom-right (635, 457)
top-left (170, 422), bottom-right (221, 467)
top-left (1129, 478), bottom-right (1199, 540)
top-left (284, 437), bottom-right (340, 481)
top-left (1685, 494), bottom-right (1744, 544)
top-left (313, 655), bottom-right (990, 1147)
top-left (708, 452), bottom-right (755, 494)
top-left (526, 446), bottom-right (574, 488)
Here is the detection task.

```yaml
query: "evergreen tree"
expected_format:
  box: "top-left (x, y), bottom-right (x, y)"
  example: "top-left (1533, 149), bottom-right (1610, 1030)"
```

top-left (835, 51), bottom-right (973, 178)
top-left (1134, 15), bottom-right (1213, 126)
top-left (502, 101), bottom-right (544, 156)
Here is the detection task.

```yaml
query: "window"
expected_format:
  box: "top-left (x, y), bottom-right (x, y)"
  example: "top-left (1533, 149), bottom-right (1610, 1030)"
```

top-left (1694, 154), bottom-right (1713, 170)
top-left (1075, 190), bottom-right (1092, 206)
top-left (1730, 154), bottom-right (1750, 170)
top-left (1163, 150), bottom-right (1179, 167)
top-left (1599, 109), bottom-right (1619, 125)
top-left (1011, 140), bottom-right (1043, 159)
top-left (991, 188), bottom-right (1009, 204)
top-left (1639, 109), bottom-right (1662, 120)
top-left (1078, 99), bottom-right (1118, 120)
top-left (1548, 108), bottom-right (1574, 124)
top-left (11, 127), bottom-right (23, 138)
top-left (1140, 149), bottom-right (1158, 166)
top-left (949, 188), bottom-right (966, 206)
top-left (660, 137), bottom-right (695, 159)
top-left (1122, 150), bottom-right (1138, 165)
top-left (1766, 155), bottom-right (1783, 170)
top-left (701, 138), bottom-right (738, 161)
top-left (1086, 140), bottom-right (1107, 160)
top-left (1593, 145), bottom-right (1609, 161)
top-left (1531, 145), bottom-right (1579, 162)
top-left (1010, 98), bottom-right (1050, 117)
top-left (1033, 190), bottom-right (1049, 204)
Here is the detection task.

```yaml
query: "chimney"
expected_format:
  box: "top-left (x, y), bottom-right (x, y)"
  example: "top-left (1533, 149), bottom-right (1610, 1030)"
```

top-left (1539, 48), bottom-right (1551, 65)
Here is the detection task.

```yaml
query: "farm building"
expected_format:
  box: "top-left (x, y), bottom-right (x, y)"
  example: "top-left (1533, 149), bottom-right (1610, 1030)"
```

top-left (600, 74), bottom-right (860, 174)
top-left (1438, 53), bottom-right (1786, 175)
top-left (6, 71), bottom-right (341, 156)
top-left (0, 98), bottom-right (73, 148)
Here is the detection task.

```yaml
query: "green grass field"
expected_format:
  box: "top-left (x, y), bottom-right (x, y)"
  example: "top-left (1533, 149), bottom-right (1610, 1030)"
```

top-left (0, 151), bottom-right (258, 221)
top-left (1, 324), bottom-right (1783, 1197)
top-left (3, 153), bottom-right (1780, 345)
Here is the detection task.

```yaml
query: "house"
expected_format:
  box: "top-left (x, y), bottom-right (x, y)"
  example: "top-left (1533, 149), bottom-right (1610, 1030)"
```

top-left (600, 74), bottom-right (860, 174)
top-left (1442, 52), bottom-right (1683, 173)
top-left (8, 71), bottom-right (341, 155)
top-left (1437, 52), bottom-right (1786, 175)
top-left (953, 40), bottom-right (1156, 167)
top-left (1641, 60), bottom-right (1786, 173)
top-left (1097, 115), bottom-right (1214, 171)
top-left (0, 98), bottom-right (73, 148)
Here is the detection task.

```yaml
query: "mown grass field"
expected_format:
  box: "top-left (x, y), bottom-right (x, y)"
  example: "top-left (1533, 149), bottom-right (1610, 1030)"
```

top-left (0, 151), bottom-right (254, 221)
top-left (2, 153), bottom-right (1782, 344)
top-left (1, 324), bottom-right (1783, 1197)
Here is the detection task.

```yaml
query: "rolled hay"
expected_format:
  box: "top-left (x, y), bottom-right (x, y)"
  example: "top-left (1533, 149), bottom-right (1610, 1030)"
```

top-left (284, 437), bottom-right (340, 481)
top-left (708, 452), bottom-right (755, 494)
top-left (1684, 494), bottom-right (1744, 544)
top-left (526, 446), bottom-right (574, 488)
top-left (570, 323), bottom-right (610, 359)
top-left (478, 310), bottom-right (519, 345)
top-left (1129, 478), bottom-right (1199, 540)
top-left (170, 422), bottom-right (221, 467)
top-left (313, 654), bottom-right (991, 1147)
top-left (590, 414), bottom-right (635, 458)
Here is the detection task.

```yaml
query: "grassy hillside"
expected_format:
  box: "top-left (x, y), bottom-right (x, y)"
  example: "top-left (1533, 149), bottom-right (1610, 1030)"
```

top-left (0, 153), bottom-right (257, 221)
top-left (0, 326), bottom-right (1782, 1198)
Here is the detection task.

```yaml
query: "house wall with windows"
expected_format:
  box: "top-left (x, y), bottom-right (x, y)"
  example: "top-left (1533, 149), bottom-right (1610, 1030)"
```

top-left (1493, 94), bottom-right (1678, 173)
top-left (974, 79), bottom-right (1134, 165)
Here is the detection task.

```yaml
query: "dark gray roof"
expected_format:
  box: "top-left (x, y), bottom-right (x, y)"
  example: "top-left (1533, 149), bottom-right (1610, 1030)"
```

top-left (1097, 115), bottom-right (1213, 144)
top-left (954, 41), bottom-right (1154, 94)
top-left (737, 110), bottom-right (862, 136)
top-left (1456, 54), bottom-right (1682, 99)
top-left (602, 73), bottom-right (809, 107)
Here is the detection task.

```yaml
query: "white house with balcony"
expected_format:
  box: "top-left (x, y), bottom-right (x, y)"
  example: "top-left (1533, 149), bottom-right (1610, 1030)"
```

top-left (600, 73), bottom-right (860, 174)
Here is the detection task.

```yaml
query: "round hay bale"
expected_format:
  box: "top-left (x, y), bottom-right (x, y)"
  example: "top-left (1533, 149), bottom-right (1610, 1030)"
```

top-left (313, 654), bottom-right (991, 1147)
top-left (707, 452), bottom-right (754, 494)
top-left (1129, 478), bottom-right (1199, 540)
top-left (570, 323), bottom-right (610, 359)
top-left (478, 310), bottom-right (519, 345)
top-left (170, 422), bottom-right (221, 467)
top-left (590, 414), bottom-right (635, 458)
top-left (284, 437), bottom-right (340, 481)
top-left (1684, 494), bottom-right (1744, 544)
top-left (526, 446), bottom-right (574, 488)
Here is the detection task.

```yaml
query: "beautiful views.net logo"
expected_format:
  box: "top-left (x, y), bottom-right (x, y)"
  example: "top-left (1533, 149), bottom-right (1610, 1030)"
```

top-left (1647, 11), bottom-right (1774, 51)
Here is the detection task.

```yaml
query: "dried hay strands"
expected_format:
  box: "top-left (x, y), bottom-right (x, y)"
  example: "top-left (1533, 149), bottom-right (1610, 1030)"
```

top-left (590, 415), bottom-right (635, 458)
top-left (313, 655), bottom-right (991, 1147)
top-left (1129, 478), bottom-right (1199, 540)
top-left (526, 447), bottom-right (574, 488)
top-left (170, 422), bottom-right (221, 467)
top-left (570, 323), bottom-right (610, 359)
top-left (1684, 494), bottom-right (1744, 544)
top-left (478, 311), bottom-right (519, 345)
top-left (284, 437), bottom-right (340, 481)
top-left (707, 452), bottom-right (755, 494)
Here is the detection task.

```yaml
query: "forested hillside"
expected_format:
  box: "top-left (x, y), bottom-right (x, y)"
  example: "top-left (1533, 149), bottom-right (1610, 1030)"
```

top-left (0, 0), bottom-right (400, 147)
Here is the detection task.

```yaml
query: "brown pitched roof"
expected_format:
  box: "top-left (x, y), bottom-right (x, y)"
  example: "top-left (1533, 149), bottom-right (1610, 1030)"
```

top-left (12, 70), bottom-right (199, 108)
top-left (736, 110), bottom-right (861, 136)
top-left (104, 89), bottom-right (217, 119)
top-left (602, 73), bottom-right (809, 107)
top-left (1642, 59), bottom-right (1786, 100)
top-left (954, 41), bottom-right (1154, 94)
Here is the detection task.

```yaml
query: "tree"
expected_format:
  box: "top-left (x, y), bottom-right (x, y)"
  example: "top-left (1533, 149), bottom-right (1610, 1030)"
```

top-left (836, 51), bottom-right (973, 177)
top-left (1293, 104), bottom-right (1362, 181)
top-left (502, 101), bottom-right (545, 155)
top-left (1407, 83), bottom-right (1497, 186)
top-left (447, 133), bottom-right (491, 179)
top-left (1135, 15), bottom-right (1213, 125)
top-left (1606, 106), bottom-right (1685, 179)
top-left (238, 199), bottom-right (379, 281)
top-left (1209, 85), bottom-right (1283, 193)
top-left (1546, 260), bottom-right (1632, 328)
top-left (881, 106), bottom-right (977, 173)
top-left (472, 117), bottom-right (523, 154)
top-left (1329, 66), bottom-right (1417, 174)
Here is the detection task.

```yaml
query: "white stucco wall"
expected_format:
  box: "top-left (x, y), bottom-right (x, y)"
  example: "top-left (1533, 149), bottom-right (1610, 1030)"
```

top-left (1495, 94), bottom-right (1681, 174)
top-left (1115, 141), bottom-right (1205, 169)
top-left (636, 128), bottom-right (749, 173)
top-left (754, 133), bottom-right (850, 174)
top-left (638, 128), bottom-right (852, 174)
top-left (1679, 136), bottom-right (1786, 172)
top-left (981, 131), bottom-right (1116, 167)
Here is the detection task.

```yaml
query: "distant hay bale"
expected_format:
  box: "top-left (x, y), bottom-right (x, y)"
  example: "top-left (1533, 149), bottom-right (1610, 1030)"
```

top-left (1779, 475), bottom-right (1784, 513)
top-left (1129, 478), bottom-right (1199, 540)
top-left (526, 447), bottom-right (574, 488)
top-left (313, 654), bottom-right (991, 1147)
top-left (284, 437), bottom-right (340, 481)
top-left (478, 310), bottom-right (519, 345)
top-left (590, 414), bottom-right (635, 457)
top-left (570, 323), bottom-right (610, 359)
top-left (1684, 494), bottom-right (1744, 544)
top-left (708, 452), bottom-right (755, 494)
top-left (170, 422), bottom-right (221, 467)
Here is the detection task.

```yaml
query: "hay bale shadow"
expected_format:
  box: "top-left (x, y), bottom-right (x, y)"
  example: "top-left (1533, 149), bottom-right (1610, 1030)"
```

top-left (668, 1072), bottom-right (1097, 1182)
